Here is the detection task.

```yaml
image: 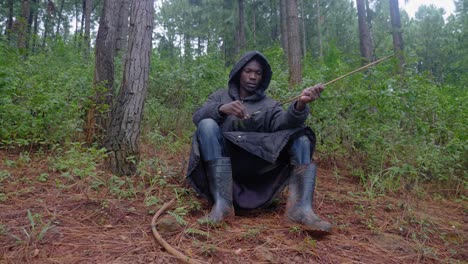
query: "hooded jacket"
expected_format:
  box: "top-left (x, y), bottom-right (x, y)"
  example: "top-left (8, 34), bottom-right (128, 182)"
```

top-left (186, 51), bottom-right (316, 209)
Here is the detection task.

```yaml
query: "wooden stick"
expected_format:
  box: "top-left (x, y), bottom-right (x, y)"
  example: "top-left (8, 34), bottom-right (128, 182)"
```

top-left (151, 198), bottom-right (206, 264)
top-left (250, 54), bottom-right (394, 117)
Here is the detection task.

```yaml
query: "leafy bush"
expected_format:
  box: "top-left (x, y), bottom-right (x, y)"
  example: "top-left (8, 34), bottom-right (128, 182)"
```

top-left (307, 57), bottom-right (467, 193)
top-left (0, 42), bottom-right (93, 149)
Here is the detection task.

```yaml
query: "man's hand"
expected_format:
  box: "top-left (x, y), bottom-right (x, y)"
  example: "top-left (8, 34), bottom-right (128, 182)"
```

top-left (219, 101), bottom-right (250, 119)
top-left (295, 83), bottom-right (325, 111)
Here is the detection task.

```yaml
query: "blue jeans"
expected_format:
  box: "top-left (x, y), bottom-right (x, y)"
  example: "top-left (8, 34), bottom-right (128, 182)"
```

top-left (196, 118), bottom-right (311, 165)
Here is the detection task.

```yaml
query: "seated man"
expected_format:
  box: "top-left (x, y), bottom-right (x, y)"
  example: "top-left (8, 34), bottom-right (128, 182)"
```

top-left (186, 51), bottom-right (331, 234)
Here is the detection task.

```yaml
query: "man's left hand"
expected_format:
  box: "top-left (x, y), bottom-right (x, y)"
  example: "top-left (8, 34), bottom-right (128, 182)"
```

top-left (295, 83), bottom-right (325, 111)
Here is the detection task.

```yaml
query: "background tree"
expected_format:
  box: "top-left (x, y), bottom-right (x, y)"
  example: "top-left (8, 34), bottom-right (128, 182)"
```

top-left (42, 0), bottom-right (57, 48)
top-left (235, 0), bottom-right (246, 55)
top-left (54, 0), bottom-right (65, 41)
top-left (279, 0), bottom-right (288, 55)
top-left (85, 0), bottom-right (123, 144)
top-left (389, 0), bottom-right (404, 72)
top-left (84, 0), bottom-right (93, 55)
top-left (285, 0), bottom-right (302, 88)
top-left (356, 0), bottom-right (374, 63)
top-left (5, 0), bottom-right (14, 39)
top-left (115, 0), bottom-right (130, 54)
top-left (105, 0), bottom-right (155, 176)
top-left (17, 0), bottom-right (30, 54)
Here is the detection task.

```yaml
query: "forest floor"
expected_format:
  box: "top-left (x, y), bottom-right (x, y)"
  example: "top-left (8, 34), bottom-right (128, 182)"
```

top-left (0, 146), bottom-right (466, 264)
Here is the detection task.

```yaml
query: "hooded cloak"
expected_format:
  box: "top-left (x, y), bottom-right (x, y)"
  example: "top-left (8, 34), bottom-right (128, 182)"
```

top-left (186, 51), bottom-right (316, 209)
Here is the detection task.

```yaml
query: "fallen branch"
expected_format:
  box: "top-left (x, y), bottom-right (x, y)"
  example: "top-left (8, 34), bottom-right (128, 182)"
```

top-left (151, 198), bottom-right (206, 264)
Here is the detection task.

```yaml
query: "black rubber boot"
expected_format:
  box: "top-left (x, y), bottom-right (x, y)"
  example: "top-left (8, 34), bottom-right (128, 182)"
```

top-left (285, 163), bottom-right (332, 234)
top-left (200, 158), bottom-right (235, 223)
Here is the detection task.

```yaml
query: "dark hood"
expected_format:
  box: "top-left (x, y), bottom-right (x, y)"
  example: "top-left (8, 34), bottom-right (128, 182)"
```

top-left (228, 51), bottom-right (273, 100)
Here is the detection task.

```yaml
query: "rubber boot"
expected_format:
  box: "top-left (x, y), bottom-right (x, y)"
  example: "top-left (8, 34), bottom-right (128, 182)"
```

top-left (285, 163), bottom-right (332, 234)
top-left (200, 158), bottom-right (235, 223)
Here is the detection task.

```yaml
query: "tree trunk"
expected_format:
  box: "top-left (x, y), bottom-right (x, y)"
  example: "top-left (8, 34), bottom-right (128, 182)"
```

top-left (286, 0), bottom-right (302, 88)
top-left (316, 0), bottom-right (323, 59)
top-left (235, 0), bottom-right (246, 56)
top-left (105, 0), bottom-right (154, 176)
top-left (300, 0), bottom-right (306, 57)
top-left (42, 0), bottom-right (56, 48)
top-left (55, 0), bottom-right (65, 41)
top-left (252, 0), bottom-right (256, 47)
top-left (115, 0), bottom-right (130, 54)
top-left (356, 0), bottom-right (374, 63)
top-left (31, 0), bottom-right (39, 53)
top-left (222, 0), bottom-right (235, 66)
top-left (84, 0), bottom-right (93, 56)
top-left (279, 0), bottom-right (288, 54)
top-left (389, 0), bottom-right (404, 72)
top-left (270, 0), bottom-right (278, 42)
top-left (85, 0), bottom-right (119, 144)
top-left (18, 0), bottom-right (30, 54)
top-left (5, 0), bottom-right (13, 40)
top-left (79, 0), bottom-right (85, 46)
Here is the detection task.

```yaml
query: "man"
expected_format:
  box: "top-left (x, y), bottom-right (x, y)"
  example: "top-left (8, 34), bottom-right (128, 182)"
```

top-left (186, 51), bottom-right (332, 234)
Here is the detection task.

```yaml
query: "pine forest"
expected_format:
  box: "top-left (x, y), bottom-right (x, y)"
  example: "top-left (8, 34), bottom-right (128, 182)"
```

top-left (0, 0), bottom-right (466, 263)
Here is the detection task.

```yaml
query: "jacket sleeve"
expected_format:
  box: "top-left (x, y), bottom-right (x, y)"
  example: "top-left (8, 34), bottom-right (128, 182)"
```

top-left (192, 90), bottom-right (228, 126)
top-left (267, 101), bottom-right (310, 131)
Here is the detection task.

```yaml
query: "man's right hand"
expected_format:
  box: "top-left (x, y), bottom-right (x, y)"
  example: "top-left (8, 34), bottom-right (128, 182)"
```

top-left (219, 101), bottom-right (249, 119)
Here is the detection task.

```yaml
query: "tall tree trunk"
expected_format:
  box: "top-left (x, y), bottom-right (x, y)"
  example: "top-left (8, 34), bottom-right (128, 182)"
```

top-left (389, 0), bottom-right (404, 72)
top-left (42, 0), bottom-right (55, 48)
top-left (79, 0), bottom-right (85, 46)
top-left (31, 0), bottom-right (39, 53)
top-left (270, 0), bottom-right (278, 42)
top-left (300, 0), bottom-right (306, 57)
top-left (5, 0), bottom-right (13, 40)
top-left (252, 0), bottom-right (256, 47)
top-left (279, 0), bottom-right (288, 54)
top-left (222, 0), bottom-right (235, 66)
top-left (86, 0), bottom-right (119, 144)
top-left (235, 0), bottom-right (246, 56)
top-left (316, 0), bottom-right (323, 59)
top-left (356, 0), bottom-right (374, 63)
top-left (286, 0), bottom-right (302, 88)
top-left (55, 0), bottom-right (65, 41)
top-left (27, 0), bottom-right (35, 50)
top-left (105, 0), bottom-right (154, 176)
top-left (84, 0), bottom-right (93, 56)
top-left (115, 0), bottom-right (129, 54)
top-left (18, 0), bottom-right (30, 54)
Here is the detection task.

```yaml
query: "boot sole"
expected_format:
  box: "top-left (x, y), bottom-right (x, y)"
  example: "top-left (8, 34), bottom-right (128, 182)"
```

top-left (287, 221), bottom-right (332, 236)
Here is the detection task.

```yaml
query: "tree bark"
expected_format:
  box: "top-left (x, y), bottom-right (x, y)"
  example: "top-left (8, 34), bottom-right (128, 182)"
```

top-left (5, 0), bottom-right (13, 40)
top-left (356, 0), bottom-right (374, 63)
top-left (279, 0), bottom-right (288, 54)
top-left (18, 0), bottom-right (30, 54)
top-left (286, 0), bottom-right (302, 88)
top-left (222, 0), bottom-right (235, 66)
top-left (55, 0), bottom-right (65, 41)
top-left (42, 0), bottom-right (56, 48)
top-left (389, 0), bottom-right (404, 72)
top-left (316, 0), bottom-right (323, 59)
top-left (252, 0), bottom-right (256, 47)
top-left (86, 0), bottom-right (120, 144)
top-left (105, 0), bottom-right (154, 176)
top-left (115, 0), bottom-right (130, 54)
top-left (84, 0), bottom-right (93, 56)
top-left (300, 0), bottom-right (306, 57)
top-left (270, 0), bottom-right (278, 42)
top-left (235, 0), bottom-right (246, 56)
top-left (31, 0), bottom-right (39, 53)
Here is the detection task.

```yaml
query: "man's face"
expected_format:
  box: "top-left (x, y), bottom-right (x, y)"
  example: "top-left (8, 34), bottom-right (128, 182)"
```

top-left (239, 60), bottom-right (263, 95)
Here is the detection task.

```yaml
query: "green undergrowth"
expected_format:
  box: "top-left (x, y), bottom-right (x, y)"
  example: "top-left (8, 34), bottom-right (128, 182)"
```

top-left (0, 44), bottom-right (466, 198)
